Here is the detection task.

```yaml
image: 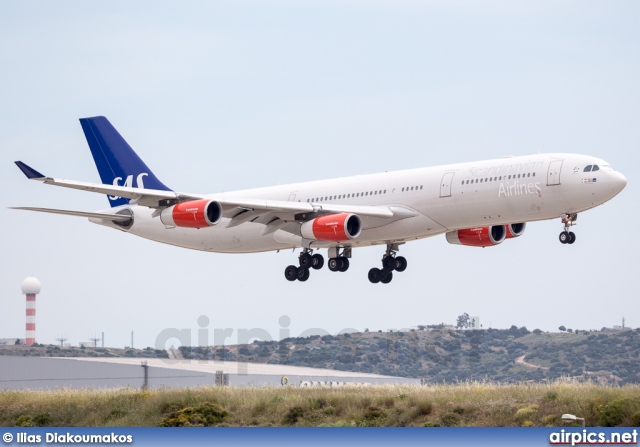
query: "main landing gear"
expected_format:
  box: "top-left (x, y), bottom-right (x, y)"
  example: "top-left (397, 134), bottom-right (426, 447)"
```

top-left (284, 249), bottom-right (324, 282)
top-left (368, 244), bottom-right (407, 284)
top-left (559, 213), bottom-right (577, 245)
top-left (327, 247), bottom-right (351, 273)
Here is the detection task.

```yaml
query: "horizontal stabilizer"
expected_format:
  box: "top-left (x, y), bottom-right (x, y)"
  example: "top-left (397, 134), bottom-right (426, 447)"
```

top-left (9, 207), bottom-right (133, 221)
top-left (15, 161), bottom-right (45, 179)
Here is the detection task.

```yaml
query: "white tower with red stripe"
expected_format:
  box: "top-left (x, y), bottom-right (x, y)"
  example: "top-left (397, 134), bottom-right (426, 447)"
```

top-left (21, 277), bottom-right (41, 346)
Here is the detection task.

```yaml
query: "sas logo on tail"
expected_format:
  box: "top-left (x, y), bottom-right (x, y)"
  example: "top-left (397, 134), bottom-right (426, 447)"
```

top-left (108, 173), bottom-right (148, 201)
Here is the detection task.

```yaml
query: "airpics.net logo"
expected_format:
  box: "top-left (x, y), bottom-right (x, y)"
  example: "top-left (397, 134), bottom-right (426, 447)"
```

top-left (549, 429), bottom-right (638, 446)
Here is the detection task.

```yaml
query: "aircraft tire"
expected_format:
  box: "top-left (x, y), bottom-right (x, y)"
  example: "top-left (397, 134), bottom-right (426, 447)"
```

top-left (299, 253), bottom-right (313, 268)
top-left (339, 258), bottom-right (350, 272)
top-left (394, 256), bottom-right (407, 272)
top-left (368, 268), bottom-right (381, 284)
top-left (382, 256), bottom-right (395, 272)
top-left (285, 265), bottom-right (299, 281)
top-left (568, 232), bottom-right (576, 244)
top-left (559, 231), bottom-right (570, 244)
top-left (328, 258), bottom-right (340, 272)
top-left (381, 271), bottom-right (393, 284)
top-left (298, 267), bottom-right (310, 282)
top-left (311, 254), bottom-right (324, 270)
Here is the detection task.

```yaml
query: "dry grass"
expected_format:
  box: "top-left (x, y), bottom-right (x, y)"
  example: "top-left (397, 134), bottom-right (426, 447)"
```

top-left (1, 381), bottom-right (639, 427)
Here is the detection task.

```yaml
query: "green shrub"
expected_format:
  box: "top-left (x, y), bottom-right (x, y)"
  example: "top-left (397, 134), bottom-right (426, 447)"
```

top-left (440, 413), bottom-right (460, 426)
top-left (515, 405), bottom-right (538, 426)
top-left (14, 412), bottom-right (51, 427)
top-left (599, 398), bottom-right (640, 427)
top-left (414, 401), bottom-right (433, 416)
top-left (357, 407), bottom-right (386, 427)
top-left (14, 415), bottom-right (35, 427)
top-left (282, 406), bottom-right (305, 425)
top-left (159, 402), bottom-right (228, 427)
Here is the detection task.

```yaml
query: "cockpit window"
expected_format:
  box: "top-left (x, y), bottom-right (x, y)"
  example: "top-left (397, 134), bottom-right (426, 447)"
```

top-left (591, 165), bottom-right (600, 172)
top-left (584, 165), bottom-right (592, 172)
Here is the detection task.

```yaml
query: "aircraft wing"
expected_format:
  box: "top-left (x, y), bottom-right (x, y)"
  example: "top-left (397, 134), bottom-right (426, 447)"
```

top-left (14, 161), bottom-right (414, 228)
top-left (15, 161), bottom-right (202, 207)
top-left (9, 207), bottom-right (132, 221)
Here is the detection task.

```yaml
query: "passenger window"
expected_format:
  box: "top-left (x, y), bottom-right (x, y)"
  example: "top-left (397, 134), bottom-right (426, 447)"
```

top-left (592, 165), bottom-right (600, 172)
top-left (584, 165), bottom-right (592, 172)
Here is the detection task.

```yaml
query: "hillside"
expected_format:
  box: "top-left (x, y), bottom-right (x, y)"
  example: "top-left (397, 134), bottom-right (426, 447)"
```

top-left (179, 327), bottom-right (640, 384)
top-left (0, 344), bottom-right (169, 359)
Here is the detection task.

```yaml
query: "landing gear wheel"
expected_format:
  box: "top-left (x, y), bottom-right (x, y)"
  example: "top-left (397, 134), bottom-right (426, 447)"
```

top-left (339, 258), bottom-right (350, 272)
top-left (284, 265), bottom-right (299, 281)
top-left (381, 271), bottom-right (393, 284)
top-left (394, 256), bottom-right (407, 272)
top-left (568, 232), bottom-right (576, 244)
top-left (382, 256), bottom-right (395, 272)
top-left (299, 253), bottom-right (312, 268)
top-left (368, 268), bottom-right (382, 284)
top-left (559, 231), bottom-right (570, 244)
top-left (297, 267), bottom-right (310, 282)
top-left (311, 254), bottom-right (324, 270)
top-left (328, 258), bottom-right (341, 272)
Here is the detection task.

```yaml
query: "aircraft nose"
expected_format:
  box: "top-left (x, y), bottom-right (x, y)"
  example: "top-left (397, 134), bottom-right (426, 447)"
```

top-left (613, 171), bottom-right (627, 193)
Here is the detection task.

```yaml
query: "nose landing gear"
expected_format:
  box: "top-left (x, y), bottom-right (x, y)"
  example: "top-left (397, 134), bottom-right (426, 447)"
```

top-left (368, 244), bottom-right (407, 284)
top-left (559, 214), bottom-right (577, 245)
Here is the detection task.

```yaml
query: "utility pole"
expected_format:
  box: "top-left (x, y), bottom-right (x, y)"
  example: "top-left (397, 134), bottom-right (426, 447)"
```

top-left (141, 361), bottom-right (148, 390)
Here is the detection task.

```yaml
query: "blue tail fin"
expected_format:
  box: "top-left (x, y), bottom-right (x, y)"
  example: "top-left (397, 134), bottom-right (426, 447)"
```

top-left (80, 116), bottom-right (172, 207)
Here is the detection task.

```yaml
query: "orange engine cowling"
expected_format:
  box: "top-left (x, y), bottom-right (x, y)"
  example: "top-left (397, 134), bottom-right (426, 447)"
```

top-left (506, 222), bottom-right (526, 238)
top-left (446, 225), bottom-right (506, 247)
top-left (300, 213), bottom-right (362, 242)
top-left (160, 199), bottom-right (222, 228)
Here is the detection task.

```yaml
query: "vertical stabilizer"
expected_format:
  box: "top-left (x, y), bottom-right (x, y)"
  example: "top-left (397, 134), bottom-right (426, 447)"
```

top-left (80, 116), bottom-right (171, 207)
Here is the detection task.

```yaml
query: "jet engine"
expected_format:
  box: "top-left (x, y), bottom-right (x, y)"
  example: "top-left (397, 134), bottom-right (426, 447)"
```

top-left (160, 199), bottom-right (222, 228)
top-left (446, 225), bottom-right (507, 247)
top-left (506, 222), bottom-right (526, 238)
top-left (301, 213), bottom-right (362, 242)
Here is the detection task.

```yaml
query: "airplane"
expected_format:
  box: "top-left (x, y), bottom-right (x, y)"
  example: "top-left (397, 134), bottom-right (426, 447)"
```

top-left (12, 116), bottom-right (627, 284)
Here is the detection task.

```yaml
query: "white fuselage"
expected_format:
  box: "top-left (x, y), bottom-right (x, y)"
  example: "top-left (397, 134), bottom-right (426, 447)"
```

top-left (93, 153), bottom-right (626, 253)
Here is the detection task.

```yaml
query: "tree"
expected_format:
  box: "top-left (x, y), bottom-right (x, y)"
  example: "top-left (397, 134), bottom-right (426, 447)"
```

top-left (456, 313), bottom-right (470, 329)
top-left (559, 326), bottom-right (566, 332)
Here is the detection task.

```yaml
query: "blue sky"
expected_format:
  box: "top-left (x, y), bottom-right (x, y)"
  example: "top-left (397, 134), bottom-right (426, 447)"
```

top-left (1, 1), bottom-right (638, 349)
